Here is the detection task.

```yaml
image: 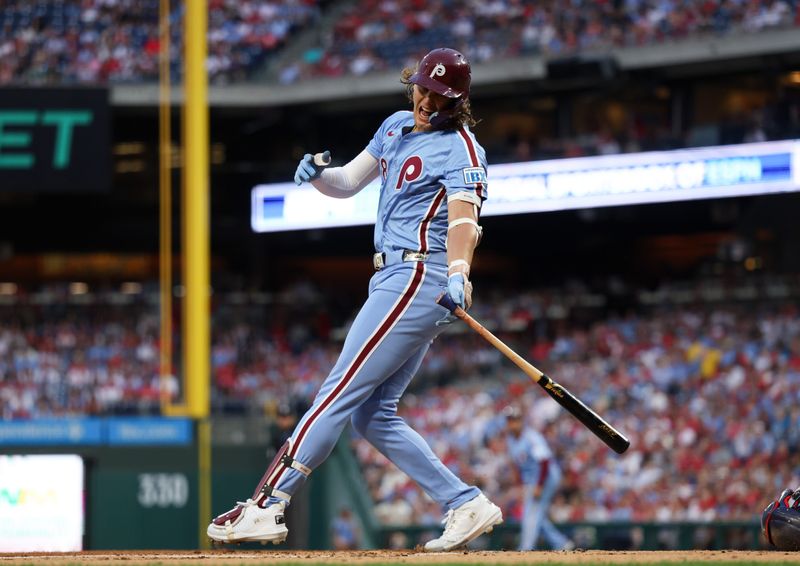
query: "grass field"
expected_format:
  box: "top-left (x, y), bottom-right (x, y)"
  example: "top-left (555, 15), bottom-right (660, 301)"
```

top-left (2, 550), bottom-right (800, 566)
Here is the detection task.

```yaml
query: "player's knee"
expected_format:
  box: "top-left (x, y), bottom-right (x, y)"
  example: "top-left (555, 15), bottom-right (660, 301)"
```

top-left (351, 403), bottom-right (396, 436)
top-left (350, 407), bottom-right (374, 437)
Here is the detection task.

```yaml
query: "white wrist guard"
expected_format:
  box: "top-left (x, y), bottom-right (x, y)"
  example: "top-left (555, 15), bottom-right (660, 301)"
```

top-left (448, 259), bottom-right (470, 276)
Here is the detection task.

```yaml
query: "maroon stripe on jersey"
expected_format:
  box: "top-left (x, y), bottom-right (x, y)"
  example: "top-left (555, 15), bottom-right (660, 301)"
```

top-left (419, 187), bottom-right (447, 253)
top-left (269, 263), bottom-right (426, 489)
top-left (457, 127), bottom-right (484, 200)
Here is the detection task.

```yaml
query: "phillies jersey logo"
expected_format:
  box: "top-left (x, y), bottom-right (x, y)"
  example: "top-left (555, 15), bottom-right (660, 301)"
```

top-left (429, 63), bottom-right (446, 78)
top-left (395, 155), bottom-right (423, 190)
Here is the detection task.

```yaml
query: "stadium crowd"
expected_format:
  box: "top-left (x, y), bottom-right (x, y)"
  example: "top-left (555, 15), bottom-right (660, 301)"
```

top-left (0, 0), bottom-right (321, 84)
top-left (282, 0), bottom-right (798, 82)
top-left (1, 0), bottom-right (796, 85)
top-left (2, 277), bottom-right (799, 526)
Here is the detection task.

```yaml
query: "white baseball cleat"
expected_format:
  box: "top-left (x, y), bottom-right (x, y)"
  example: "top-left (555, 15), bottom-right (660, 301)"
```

top-left (207, 499), bottom-right (288, 544)
top-left (423, 494), bottom-right (503, 552)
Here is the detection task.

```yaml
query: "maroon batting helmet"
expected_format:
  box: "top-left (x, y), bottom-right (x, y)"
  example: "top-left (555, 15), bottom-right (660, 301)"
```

top-left (409, 48), bottom-right (471, 100)
top-left (408, 48), bottom-right (471, 128)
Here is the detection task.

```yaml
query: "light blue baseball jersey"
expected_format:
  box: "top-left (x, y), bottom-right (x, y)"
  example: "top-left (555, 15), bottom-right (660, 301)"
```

top-left (365, 110), bottom-right (488, 256)
top-left (507, 429), bottom-right (556, 485)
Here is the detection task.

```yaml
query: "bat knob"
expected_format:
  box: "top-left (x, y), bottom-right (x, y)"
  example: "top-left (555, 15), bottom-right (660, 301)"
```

top-left (436, 292), bottom-right (459, 313)
top-left (313, 151), bottom-right (331, 167)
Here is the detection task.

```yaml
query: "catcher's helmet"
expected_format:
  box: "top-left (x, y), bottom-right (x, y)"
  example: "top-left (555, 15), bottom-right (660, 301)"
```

top-left (762, 488), bottom-right (800, 550)
top-left (409, 48), bottom-right (471, 100)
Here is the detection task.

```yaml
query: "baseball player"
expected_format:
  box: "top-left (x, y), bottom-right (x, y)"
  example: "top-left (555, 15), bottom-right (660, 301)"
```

top-left (504, 406), bottom-right (573, 551)
top-left (208, 48), bottom-right (503, 551)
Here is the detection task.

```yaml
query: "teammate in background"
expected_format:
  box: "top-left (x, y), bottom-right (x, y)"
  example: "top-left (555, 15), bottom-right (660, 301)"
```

top-left (208, 48), bottom-right (502, 551)
top-left (504, 406), bottom-right (574, 551)
top-left (331, 508), bottom-right (361, 550)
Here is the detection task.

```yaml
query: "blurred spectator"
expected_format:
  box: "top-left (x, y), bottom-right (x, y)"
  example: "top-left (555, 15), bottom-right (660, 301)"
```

top-left (331, 507), bottom-right (361, 549)
top-left (270, 402), bottom-right (299, 451)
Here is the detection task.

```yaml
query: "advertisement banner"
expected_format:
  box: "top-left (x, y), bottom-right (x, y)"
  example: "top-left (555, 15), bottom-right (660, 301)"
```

top-left (251, 139), bottom-right (800, 232)
top-left (0, 88), bottom-right (110, 192)
top-left (0, 454), bottom-right (84, 551)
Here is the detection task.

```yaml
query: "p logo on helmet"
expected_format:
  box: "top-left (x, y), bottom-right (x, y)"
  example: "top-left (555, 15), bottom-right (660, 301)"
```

top-left (430, 63), bottom-right (446, 79)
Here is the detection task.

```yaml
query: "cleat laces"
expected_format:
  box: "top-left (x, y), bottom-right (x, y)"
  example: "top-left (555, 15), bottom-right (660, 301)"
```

top-left (439, 507), bottom-right (471, 539)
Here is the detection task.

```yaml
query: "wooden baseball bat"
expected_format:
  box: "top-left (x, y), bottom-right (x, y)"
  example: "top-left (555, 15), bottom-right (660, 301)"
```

top-left (437, 293), bottom-right (630, 454)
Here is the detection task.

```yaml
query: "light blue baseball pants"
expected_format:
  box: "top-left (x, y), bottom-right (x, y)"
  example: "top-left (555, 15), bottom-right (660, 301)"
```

top-left (519, 464), bottom-right (570, 550)
top-left (265, 260), bottom-right (480, 510)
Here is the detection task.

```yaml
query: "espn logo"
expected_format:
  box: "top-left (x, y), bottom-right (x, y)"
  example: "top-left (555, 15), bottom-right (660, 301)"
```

top-left (462, 167), bottom-right (486, 185)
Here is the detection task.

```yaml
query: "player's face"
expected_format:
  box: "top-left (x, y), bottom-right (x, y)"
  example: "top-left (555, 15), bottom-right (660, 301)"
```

top-left (507, 417), bottom-right (523, 436)
top-left (412, 84), bottom-right (451, 132)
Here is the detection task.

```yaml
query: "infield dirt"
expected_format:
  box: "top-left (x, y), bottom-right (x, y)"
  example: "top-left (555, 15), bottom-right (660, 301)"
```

top-left (1, 550), bottom-right (800, 565)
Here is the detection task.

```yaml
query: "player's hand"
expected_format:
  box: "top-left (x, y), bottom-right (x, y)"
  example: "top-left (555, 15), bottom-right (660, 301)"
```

top-left (294, 150), bottom-right (331, 185)
top-left (447, 272), bottom-right (472, 310)
top-left (436, 273), bottom-right (473, 326)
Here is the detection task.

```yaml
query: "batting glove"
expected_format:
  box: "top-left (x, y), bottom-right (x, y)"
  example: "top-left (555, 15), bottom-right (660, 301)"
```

top-left (294, 150), bottom-right (331, 185)
top-left (447, 272), bottom-right (472, 310)
top-left (436, 273), bottom-right (473, 326)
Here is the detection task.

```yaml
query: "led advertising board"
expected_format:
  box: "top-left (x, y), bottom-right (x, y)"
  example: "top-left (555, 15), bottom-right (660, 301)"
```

top-left (251, 139), bottom-right (799, 233)
top-left (0, 454), bottom-right (84, 551)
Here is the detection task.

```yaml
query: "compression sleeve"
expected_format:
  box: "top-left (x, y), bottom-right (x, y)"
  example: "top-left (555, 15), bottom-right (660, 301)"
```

top-left (311, 150), bottom-right (379, 199)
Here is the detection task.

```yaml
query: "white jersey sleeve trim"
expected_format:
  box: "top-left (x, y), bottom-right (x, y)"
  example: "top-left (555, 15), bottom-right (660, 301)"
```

top-left (311, 149), bottom-right (379, 199)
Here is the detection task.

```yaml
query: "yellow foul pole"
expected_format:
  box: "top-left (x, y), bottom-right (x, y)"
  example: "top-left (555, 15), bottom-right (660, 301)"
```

top-left (184, 0), bottom-right (211, 548)
top-left (184, 0), bottom-right (210, 423)
top-left (158, 0), bottom-right (174, 410)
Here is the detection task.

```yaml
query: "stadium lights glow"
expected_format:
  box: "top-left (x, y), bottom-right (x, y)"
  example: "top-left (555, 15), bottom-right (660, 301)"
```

top-left (251, 139), bottom-right (800, 233)
top-left (68, 282), bottom-right (89, 295)
top-left (120, 282), bottom-right (142, 295)
top-left (112, 142), bottom-right (146, 156)
top-left (0, 283), bottom-right (17, 295)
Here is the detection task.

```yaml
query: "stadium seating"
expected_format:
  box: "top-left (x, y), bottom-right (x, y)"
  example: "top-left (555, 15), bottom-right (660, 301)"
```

top-left (284, 0), bottom-right (798, 82)
top-left (2, 0), bottom-right (796, 85)
top-left (0, 0), bottom-right (321, 85)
